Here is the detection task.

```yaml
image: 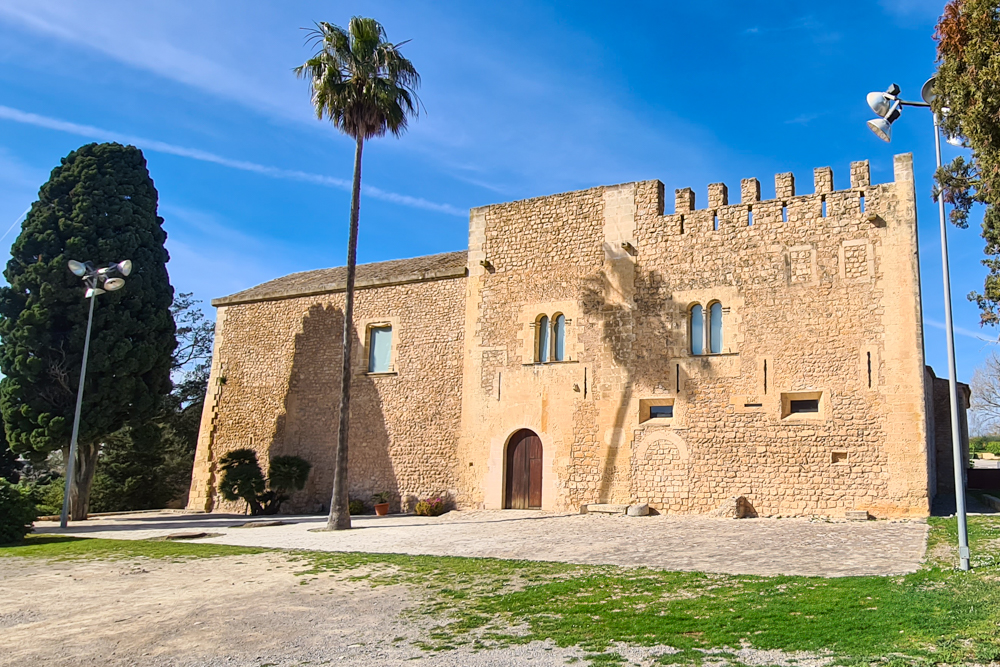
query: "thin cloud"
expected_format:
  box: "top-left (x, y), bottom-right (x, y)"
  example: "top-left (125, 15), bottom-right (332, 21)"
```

top-left (0, 105), bottom-right (466, 218)
top-left (926, 317), bottom-right (997, 344)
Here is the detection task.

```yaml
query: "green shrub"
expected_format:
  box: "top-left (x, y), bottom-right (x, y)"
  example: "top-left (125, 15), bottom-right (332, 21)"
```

top-left (0, 479), bottom-right (37, 544)
top-left (372, 491), bottom-right (390, 505)
top-left (971, 437), bottom-right (1000, 454)
top-left (349, 499), bottom-right (366, 515)
top-left (268, 456), bottom-right (312, 496)
top-left (21, 477), bottom-right (63, 516)
top-left (218, 449), bottom-right (267, 514)
top-left (415, 497), bottom-right (447, 516)
top-left (217, 449), bottom-right (312, 516)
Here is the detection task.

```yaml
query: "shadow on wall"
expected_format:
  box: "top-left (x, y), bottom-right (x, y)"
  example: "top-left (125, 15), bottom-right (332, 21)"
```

top-left (269, 303), bottom-right (399, 513)
top-left (579, 266), bottom-right (683, 508)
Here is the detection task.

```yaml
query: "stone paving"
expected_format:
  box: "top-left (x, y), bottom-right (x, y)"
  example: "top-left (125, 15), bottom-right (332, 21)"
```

top-left (35, 509), bottom-right (929, 577)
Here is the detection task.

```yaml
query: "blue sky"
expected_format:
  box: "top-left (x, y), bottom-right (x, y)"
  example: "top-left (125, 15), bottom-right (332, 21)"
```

top-left (0, 0), bottom-right (994, 383)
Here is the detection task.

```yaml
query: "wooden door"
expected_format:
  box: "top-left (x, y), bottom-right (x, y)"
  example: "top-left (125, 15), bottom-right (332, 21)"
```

top-left (505, 430), bottom-right (542, 509)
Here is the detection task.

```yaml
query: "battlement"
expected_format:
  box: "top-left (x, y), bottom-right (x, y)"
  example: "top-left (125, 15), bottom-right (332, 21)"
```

top-left (656, 154), bottom-right (914, 237)
top-left (668, 156), bottom-right (909, 216)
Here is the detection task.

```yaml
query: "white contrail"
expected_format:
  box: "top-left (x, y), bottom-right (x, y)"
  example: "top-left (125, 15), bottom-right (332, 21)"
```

top-left (0, 206), bottom-right (30, 247)
top-left (0, 105), bottom-right (466, 218)
top-left (925, 317), bottom-right (996, 343)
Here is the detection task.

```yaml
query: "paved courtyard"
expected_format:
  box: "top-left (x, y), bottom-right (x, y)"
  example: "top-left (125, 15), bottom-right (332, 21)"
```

top-left (36, 509), bottom-right (929, 577)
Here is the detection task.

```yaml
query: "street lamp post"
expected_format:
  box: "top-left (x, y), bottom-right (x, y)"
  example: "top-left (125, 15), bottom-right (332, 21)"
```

top-left (59, 259), bottom-right (132, 529)
top-left (866, 78), bottom-right (971, 571)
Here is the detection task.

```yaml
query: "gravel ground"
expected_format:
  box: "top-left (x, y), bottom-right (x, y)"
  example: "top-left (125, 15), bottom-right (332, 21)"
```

top-left (35, 509), bottom-right (930, 577)
top-left (0, 553), bottom-right (837, 667)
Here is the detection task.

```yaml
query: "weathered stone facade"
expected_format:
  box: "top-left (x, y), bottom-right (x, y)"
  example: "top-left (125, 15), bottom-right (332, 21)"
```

top-left (189, 153), bottom-right (962, 518)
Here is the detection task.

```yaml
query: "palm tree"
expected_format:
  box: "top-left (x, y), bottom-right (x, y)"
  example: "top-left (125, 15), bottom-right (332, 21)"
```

top-left (295, 17), bottom-right (420, 530)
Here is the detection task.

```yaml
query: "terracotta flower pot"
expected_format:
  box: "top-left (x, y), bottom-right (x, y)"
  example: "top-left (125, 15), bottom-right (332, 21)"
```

top-left (374, 502), bottom-right (390, 516)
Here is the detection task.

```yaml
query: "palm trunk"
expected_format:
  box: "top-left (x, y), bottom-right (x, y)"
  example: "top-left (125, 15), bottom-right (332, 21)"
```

top-left (327, 135), bottom-right (364, 530)
top-left (69, 442), bottom-right (100, 521)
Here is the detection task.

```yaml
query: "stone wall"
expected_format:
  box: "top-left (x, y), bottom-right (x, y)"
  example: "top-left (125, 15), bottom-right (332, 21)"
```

top-left (457, 154), bottom-right (934, 517)
top-left (187, 270), bottom-right (466, 514)
top-left (929, 367), bottom-right (971, 495)
top-left (191, 153), bottom-right (943, 519)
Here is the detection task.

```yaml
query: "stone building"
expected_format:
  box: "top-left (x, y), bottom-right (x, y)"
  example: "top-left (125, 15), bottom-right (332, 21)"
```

top-left (187, 153), bottom-right (968, 518)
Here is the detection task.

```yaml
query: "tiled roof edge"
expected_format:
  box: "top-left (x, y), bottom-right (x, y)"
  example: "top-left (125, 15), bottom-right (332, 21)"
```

top-left (212, 264), bottom-right (468, 307)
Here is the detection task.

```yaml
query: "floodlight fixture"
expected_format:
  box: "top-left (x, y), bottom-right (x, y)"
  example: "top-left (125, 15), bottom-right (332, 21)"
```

top-left (866, 117), bottom-right (892, 143)
top-left (59, 256), bottom-right (131, 529)
top-left (866, 91), bottom-right (893, 118)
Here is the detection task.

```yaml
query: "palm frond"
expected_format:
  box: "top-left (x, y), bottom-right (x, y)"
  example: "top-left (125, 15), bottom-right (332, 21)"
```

top-left (295, 16), bottom-right (421, 140)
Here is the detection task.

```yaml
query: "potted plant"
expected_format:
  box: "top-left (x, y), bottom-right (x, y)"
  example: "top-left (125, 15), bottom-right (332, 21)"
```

top-left (372, 492), bottom-right (391, 516)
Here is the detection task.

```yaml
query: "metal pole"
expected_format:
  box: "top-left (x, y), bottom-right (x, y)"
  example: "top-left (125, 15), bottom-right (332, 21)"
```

top-left (60, 293), bottom-right (96, 529)
top-left (933, 110), bottom-right (971, 570)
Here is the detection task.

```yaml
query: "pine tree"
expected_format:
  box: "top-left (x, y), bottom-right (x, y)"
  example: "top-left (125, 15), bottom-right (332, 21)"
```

top-left (0, 142), bottom-right (175, 520)
top-left (933, 0), bottom-right (1000, 325)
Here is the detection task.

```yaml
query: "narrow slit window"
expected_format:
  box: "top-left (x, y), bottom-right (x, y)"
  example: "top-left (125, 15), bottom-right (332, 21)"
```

top-left (368, 325), bottom-right (393, 373)
top-left (679, 215), bottom-right (685, 234)
top-left (790, 399), bottom-right (819, 414)
top-left (713, 213), bottom-right (719, 231)
top-left (747, 208), bottom-right (753, 226)
top-left (690, 304), bottom-right (704, 356)
top-left (675, 363), bottom-right (680, 393)
top-left (821, 198), bottom-right (827, 218)
top-left (781, 205), bottom-right (788, 222)
top-left (859, 193), bottom-right (866, 214)
top-left (537, 315), bottom-right (549, 363)
top-left (867, 351), bottom-right (872, 388)
top-left (553, 314), bottom-right (566, 361)
top-left (709, 302), bottom-right (723, 354)
top-left (763, 359), bottom-right (768, 394)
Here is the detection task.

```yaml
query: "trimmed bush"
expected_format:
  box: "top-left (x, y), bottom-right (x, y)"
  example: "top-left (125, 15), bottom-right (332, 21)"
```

top-left (348, 499), bottom-right (366, 515)
top-left (217, 449), bottom-right (312, 515)
top-left (0, 479), bottom-right (37, 544)
top-left (415, 497), bottom-right (447, 517)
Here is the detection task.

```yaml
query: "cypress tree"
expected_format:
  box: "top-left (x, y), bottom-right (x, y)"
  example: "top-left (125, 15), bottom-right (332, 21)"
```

top-left (0, 142), bottom-right (175, 519)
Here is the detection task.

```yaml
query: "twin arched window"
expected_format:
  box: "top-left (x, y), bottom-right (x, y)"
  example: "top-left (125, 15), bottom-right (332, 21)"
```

top-left (536, 313), bottom-right (566, 363)
top-left (690, 302), bottom-right (723, 355)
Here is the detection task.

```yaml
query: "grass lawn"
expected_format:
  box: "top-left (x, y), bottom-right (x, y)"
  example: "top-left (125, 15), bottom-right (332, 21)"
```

top-left (3, 515), bottom-right (1000, 666)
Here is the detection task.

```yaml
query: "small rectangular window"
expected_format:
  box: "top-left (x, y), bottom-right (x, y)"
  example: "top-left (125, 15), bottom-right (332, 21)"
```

top-left (649, 405), bottom-right (673, 419)
top-left (790, 399), bottom-right (819, 414)
top-left (640, 398), bottom-right (675, 423)
top-left (780, 390), bottom-right (823, 420)
top-left (368, 325), bottom-right (393, 373)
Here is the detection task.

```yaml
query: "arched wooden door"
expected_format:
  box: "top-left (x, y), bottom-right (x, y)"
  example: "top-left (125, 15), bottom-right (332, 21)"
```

top-left (505, 429), bottom-right (542, 509)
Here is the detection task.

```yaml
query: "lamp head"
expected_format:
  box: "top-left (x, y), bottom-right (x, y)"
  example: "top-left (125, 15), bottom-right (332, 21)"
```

top-left (116, 259), bottom-right (132, 277)
top-left (867, 117), bottom-right (892, 143)
top-left (920, 76), bottom-right (937, 105)
top-left (103, 277), bottom-right (125, 291)
top-left (67, 260), bottom-right (86, 277)
top-left (866, 91), bottom-right (893, 118)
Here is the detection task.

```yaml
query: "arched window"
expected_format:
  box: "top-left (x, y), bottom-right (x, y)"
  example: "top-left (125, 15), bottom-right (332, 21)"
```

top-left (709, 302), bottom-right (723, 354)
top-left (552, 314), bottom-right (566, 362)
top-left (690, 304), bottom-right (704, 356)
top-left (536, 315), bottom-right (549, 363)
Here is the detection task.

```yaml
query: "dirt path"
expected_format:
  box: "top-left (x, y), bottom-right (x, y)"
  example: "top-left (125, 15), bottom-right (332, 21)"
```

top-left (0, 553), bottom-right (834, 667)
